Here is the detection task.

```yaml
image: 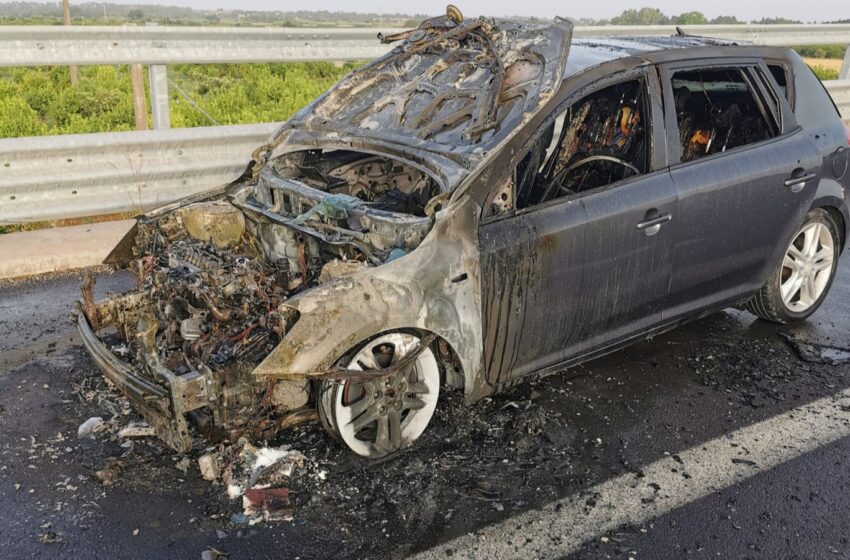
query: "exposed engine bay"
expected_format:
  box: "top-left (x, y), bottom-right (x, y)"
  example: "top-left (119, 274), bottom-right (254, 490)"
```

top-left (80, 149), bottom-right (442, 450)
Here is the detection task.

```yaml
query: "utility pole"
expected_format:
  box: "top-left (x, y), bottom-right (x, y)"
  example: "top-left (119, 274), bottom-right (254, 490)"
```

top-left (62, 0), bottom-right (79, 86)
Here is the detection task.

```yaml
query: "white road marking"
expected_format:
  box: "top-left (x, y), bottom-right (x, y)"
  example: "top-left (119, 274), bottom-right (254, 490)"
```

top-left (415, 389), bottom-right (850, 559)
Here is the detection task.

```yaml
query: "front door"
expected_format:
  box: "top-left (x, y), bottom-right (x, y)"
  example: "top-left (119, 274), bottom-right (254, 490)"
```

top-left (478, 73), bottom-right (676, 390)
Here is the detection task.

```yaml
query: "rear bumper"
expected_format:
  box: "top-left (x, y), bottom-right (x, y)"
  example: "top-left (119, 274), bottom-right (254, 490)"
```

top-left (76, 311), bottom-right (200, 452)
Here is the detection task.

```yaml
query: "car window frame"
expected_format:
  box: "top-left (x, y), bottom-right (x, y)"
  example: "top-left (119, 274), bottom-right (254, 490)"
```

top-left (764, 59), bottom-right (796, 110)
top-left (659, 58), bottom-right (794, 168)
top-left (481, 65), bottom-right (666, 223)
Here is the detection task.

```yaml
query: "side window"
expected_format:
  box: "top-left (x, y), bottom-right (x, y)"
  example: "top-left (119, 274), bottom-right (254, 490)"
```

top-left (767, 64), bottom-right (789, 101)
top-left (510, 80), bottom-right (649, 211)
top-left (671, 67), bottom-right (777, 163)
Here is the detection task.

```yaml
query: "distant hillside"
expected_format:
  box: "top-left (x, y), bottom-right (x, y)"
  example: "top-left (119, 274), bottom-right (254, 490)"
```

top-left (0, 2), bottom-right (428, 27)
top-left (0, 3), bottom-right (842, 26)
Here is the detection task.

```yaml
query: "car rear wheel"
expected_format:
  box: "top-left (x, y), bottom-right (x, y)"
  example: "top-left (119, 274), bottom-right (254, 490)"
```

top-left (317, 332), bottom-right (440, 458)
top-left (747, 209), bottom-right (840, 324)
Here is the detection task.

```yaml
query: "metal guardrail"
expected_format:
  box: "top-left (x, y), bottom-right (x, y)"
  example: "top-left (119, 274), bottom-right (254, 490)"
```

top-left (1, 81), bottom-right (846, 225)
top-left (0, 26), bottom-right (401, 66)
top-left (0, 24), bottom-right (848, 128)
top-left (1, 24), bottom-right (849, 67)
top-left (0, 123), bottom-right (276, 224)
top-left (826, 80), bottom-right (850, 116)
top-left (0, 25), bottom-right (848, 224)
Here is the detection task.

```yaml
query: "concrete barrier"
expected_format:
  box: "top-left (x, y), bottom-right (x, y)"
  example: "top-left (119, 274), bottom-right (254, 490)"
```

top-left (0, 220), bottom-right (134, 280)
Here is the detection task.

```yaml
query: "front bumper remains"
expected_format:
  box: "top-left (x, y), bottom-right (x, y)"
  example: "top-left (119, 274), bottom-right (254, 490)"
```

top-left (77, 309), bottom-right (207, 453)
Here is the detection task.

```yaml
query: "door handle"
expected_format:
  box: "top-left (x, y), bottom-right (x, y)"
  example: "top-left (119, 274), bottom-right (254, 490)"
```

top-left (636, 213), bottom-right (672, 232)
top-left (784, 170), bottom-right (816, 190)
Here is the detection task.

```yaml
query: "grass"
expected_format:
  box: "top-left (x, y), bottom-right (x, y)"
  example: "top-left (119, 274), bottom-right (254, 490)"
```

top-left (0, 212), bottom-right (138, 235)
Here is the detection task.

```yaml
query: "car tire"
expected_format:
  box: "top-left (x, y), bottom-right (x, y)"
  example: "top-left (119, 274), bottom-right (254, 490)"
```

top-left (747, 209), bottom-right (840, 324)
top-left (316, 332), bottom-right (440, 459)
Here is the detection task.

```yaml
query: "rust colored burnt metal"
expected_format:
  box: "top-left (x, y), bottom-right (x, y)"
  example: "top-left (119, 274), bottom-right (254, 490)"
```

top-left (320, 333), bottom-right (438, 382)
top-left (80, 271), bottom-right (98, 330)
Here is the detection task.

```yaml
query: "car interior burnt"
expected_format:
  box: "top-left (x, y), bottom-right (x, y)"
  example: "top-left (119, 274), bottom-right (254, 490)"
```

top-left (672, 67), bottom-right (776, 163)
top-left (512, 79), bottom-right (648, 210)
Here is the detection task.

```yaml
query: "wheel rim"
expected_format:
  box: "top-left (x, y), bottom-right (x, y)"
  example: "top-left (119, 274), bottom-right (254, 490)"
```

top-left (331, 333), bottom-right (439, 458)
top-left (780, 222), bottom-right (835, 313)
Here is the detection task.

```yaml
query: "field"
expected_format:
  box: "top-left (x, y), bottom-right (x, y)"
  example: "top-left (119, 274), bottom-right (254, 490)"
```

top-left (803, 57), bottom-right (843, 78)
top-left (0, 48), bottom-right (844, 139)
top-left (0, 62), bottom-right (360, 138)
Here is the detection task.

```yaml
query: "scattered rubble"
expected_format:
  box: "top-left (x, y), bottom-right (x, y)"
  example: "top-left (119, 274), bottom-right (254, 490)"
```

top-left (118, 422), bottom-right (156, 438)
top-left (38, 531), bottom-right (63, 544)
top-left (95, 457), bottom-right (125, 486)
top-left (222, 440), bottom-right (306, 524)
top-left (781, 334), bottom-right (850, 365)
top-left (77, 417), bottom-right (104, 438)
top-left (198, 453), bottom-right (221, 482)
top-left (201, 547), bottom-right (229, 560)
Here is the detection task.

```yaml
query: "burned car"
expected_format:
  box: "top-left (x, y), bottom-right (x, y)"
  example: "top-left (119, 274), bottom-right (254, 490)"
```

top-left (77, 8), bottom-right (850, 458)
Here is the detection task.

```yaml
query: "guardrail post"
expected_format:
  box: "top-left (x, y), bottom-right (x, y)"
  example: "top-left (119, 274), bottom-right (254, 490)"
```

top-left (129, 64), bottom-right (148, 130)
top-left (149, 64), bottom-right (171, 129)
top-left (841, 45), bottom-right (850, 80)
top-left (61, 0), bottom-right (78, 86)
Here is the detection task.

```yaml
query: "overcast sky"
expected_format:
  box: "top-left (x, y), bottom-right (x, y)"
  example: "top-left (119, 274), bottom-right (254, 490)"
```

top-left (1, 0), bottom-right (846, 23)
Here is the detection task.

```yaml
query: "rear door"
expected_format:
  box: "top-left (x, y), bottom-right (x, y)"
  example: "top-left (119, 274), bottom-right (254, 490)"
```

top-left (660, 60), bottom-right (822, 319)
top-left (478, 70), bottom-right (676, 390)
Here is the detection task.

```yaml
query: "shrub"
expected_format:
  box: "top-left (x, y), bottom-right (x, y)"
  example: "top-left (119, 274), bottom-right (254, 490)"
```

top-left (809, 65), bottom-right (839, 81)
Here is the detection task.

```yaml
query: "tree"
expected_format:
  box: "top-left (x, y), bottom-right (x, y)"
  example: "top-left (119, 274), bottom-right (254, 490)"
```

top-left (611, 8), bottom-right (669, 25)
top-left (754, 17), bottom-right (802, 24)
top-left (128, 9), bottom-right (144, 21)
top-left (672, 12), bottom-right (708, 25)
top-left (710, 15), bottom-right (741, 24)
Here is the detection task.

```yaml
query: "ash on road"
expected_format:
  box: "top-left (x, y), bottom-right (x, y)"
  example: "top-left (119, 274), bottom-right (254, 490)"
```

top-left (1, 260), bottom-right (849, 559)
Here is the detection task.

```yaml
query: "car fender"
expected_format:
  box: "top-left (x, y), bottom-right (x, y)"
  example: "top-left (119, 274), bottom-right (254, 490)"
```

top-left (251, 197), bottom-right (486, 399)
top-left (809, 176), bottom-right (849, 252)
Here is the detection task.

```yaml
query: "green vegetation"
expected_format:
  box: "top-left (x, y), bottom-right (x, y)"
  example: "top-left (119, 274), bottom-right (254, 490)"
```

top-left (608, 8), bottom-right (732, 25)
top-left (792, 45), bottom-right (847, 59)
top-left (809, 65), bottom-right (840, 81)
top-left (0, 62), bottom-right (358, 138)
top-left (0, 3), bottom-right (426, 27)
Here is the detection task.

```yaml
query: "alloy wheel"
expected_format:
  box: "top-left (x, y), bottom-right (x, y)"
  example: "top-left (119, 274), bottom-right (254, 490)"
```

top-left (780, 222), bottom-right (835, 313)
top-left (327, 333), bottom-right (439, 458)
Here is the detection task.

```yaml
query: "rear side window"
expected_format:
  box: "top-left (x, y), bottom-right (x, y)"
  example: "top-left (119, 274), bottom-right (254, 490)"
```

top-left (671, 67), bottom-right (777, 163)
top-left (767, 64), bottom-right (789, 101)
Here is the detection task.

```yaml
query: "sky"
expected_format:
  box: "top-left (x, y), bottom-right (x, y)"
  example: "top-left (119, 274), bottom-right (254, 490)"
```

top-left (0, 0), bottom-right (846, 23)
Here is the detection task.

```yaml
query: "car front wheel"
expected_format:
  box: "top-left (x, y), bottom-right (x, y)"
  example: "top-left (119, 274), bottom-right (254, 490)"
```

top-left (317, 332), bottom-right (440, 458)
top-left (747, 208), bottom-right (840, 324)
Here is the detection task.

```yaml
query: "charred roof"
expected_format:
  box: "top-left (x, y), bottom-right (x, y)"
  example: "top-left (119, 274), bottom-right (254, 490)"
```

top-left (281, 14), bottom-right (573, 158)
top-left (266, 12), bottom-right (769, 191)
top-left (565, 35), bottom-right (742, 75)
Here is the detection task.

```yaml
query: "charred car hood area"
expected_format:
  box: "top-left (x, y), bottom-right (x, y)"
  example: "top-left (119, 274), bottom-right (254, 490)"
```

top-left (78, 148), bottom-right (448, 452)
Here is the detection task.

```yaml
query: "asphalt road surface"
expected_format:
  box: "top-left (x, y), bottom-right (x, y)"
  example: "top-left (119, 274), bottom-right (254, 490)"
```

top-left (1, 257), bottom-right (849, 560)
